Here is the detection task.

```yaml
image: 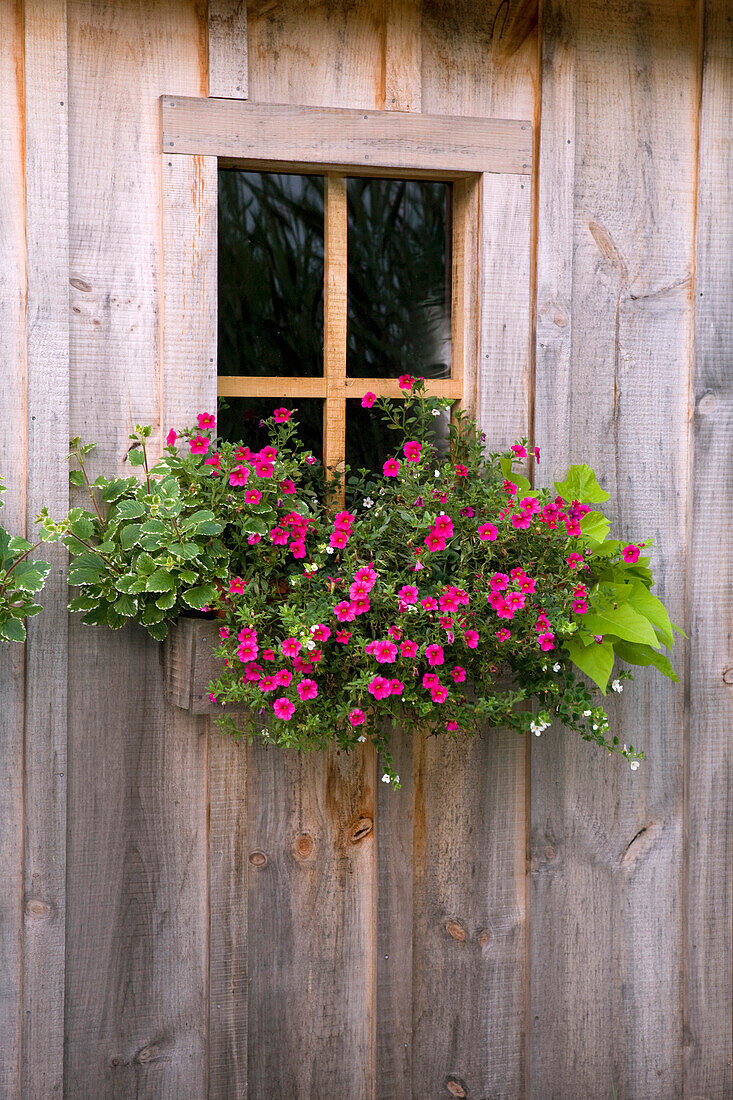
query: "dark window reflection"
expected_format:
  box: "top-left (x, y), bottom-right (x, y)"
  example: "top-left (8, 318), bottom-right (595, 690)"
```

top-left (218, 170), bottom-right (324, 380)
top-left (218, 397), bottom-right (323, 463)
top-left (345, 402), bottom-right (451, 475)
top-left (346, 178), bottom-right (451, 379)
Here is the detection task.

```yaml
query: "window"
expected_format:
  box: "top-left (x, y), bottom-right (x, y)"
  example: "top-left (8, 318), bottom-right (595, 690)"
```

top-left (161, 96), bottom-right (532, 484)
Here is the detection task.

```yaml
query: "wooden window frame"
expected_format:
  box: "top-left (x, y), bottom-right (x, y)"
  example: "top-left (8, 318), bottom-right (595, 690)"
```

top-left (160, 96), bottom-right (533, 482)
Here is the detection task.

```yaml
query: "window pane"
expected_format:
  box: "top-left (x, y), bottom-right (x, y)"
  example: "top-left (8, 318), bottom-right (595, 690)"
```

top-left (218, 170), bottom-right (324, 378)
top-left (346, 178), bottom-right (451, 379)
top-left (345, 402), bottom-right (450, 476)
top-left (218, 397), bottom-right (323, 463)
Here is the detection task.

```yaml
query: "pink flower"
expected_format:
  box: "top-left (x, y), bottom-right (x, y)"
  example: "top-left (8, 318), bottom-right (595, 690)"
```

top-left (270, 527), bottom-right (289, 546)
top-left (400, 639), bottom-right (418, 659)
top-left (275, 669), bottom-right (293, 687)
top-left (361, 392), bottom-right (377, 408)
top-left (622, 544), bottom-right (640, 563)
top-left (237, 640), bottom-right (258, 663)
top-left (505, 591), bottom-right (526, 612)
top-left (304, 455), bottom-right (317, 466)
top-left (273, 697), bottom-right (295, 720)
top-left (511, 512), bottom-right (531, 530)
top-left (347, 581), bottom-right (369, 602)
top-left (424, 531), bottom-right (447, 552)
top-left (354, 565), bottom-right (377, 588)
top-left (297, 678), bottom-right (318, 700)
top-left (372, 640), bottom-right (398, 664)
top-left (430, 684), bottom-right (449, 703)
top-left (490, 573), bottom-right (509, 592)
top-left (166, 429), bottom-right (177, 447)
top-left (311, 624), bottom-right (331, 642)
top-left (496, 628), bottom-right (511, 641)
top-left (282, 638), bottom-right (301, 658)
top-left (433, 515), bottom-right (454, 538)
top-left (352, 598), bottom-right (370, 615)
top-left (229, 577), bottom-right (245, 595)
top-left (450, 665), bottom-right (466, 683)
top-left (538, 632), bottom-right (555, 651)
top-left (445, 720), bottom-right (459, 732)
top-left (189, 434), bottom-right (209, 455)
top-left (244, 488), bottom-right (262, 504)
top-left (510, 443), bottom-right (527, 458)
top-left (398, 374), bottom-right (413, 390)
top-left (254, 461), bottom-right (275, 478)
top-left (334, 601), bottom-right (356, 623)
top-left (404, 441), bottom-right (422, 463)
top-left (383, 457), bottom-right (401, 477)
top-left (426, 643), bottom-right (445, 667)
top-left (454, 464), bottom-right (468, 477)
top-left (247, 534), bottom-right (261, 545)
top-left (503, 480), bottom-right (518, 497)
top-left (334, 510), bottom-right (355, 530)
top-left (422, 672), bottom-right (440, 690)
top-left (219, 626), bottom-right (230, 639)
top-left (573, 599), bottom-right (588, 614)
top-left (330, 530), bottom-right (349, 549)
top-left (262, 649), bottom-right (275, 661)
top-left (348, 709), bottom-right (365, 726)
top-left (280, 479), bottom-right (296, 494)
top-left (521, 497), bottom-right (540, 515)
top-left (335, 630), bottom-right (351, 644)
top-left (534, 447), bottom-right (541, 464)
top-left (368, 675), bottom-right (392, 700)
top-left (205, 454), bottom-right (222, 474)
top-left (398, 584), bottom-right (419, 605)
top-left (389, 679), bottom-right (405, 696)
top-left (387, 626), bottom-right (402, 641)
top-left (566, 553), bottom-right (584, 568)
top-left (244, 664), bottom-right (263, 682)
top-left (291, 542), bottom-right (306, 559)
top-left (273, 407), bottom-right (291, 423)
top-left (229, 464), bottom-right (249, 487)
top-left (259, 676), bottom-right (277, 692)
top-left (420, 597), bottom-right (438, 611)
top-left (197, 411), bottom-right (216, 430)
top-left (464, 630), bottom-right (479, 649)
top-left (477, 523), bottom-right (498, 542)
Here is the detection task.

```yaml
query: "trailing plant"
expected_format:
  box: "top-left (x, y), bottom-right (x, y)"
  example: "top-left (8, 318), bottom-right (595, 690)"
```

top-left (43, 383), bottom-right (680, 785)
top-left (0, 478), bottom-right (51, 643)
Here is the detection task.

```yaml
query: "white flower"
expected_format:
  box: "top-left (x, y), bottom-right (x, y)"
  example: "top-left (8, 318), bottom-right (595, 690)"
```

top-left (304, 639), bottom-right (315, 650)
top-left (630, 760), bottom-right (640, 771)
top-left (611, 679), bottom-right (623, 693)
top-left (583, 710), bottom-right (592, 717)
top-left (431, 408), bottom-right (441, 417)
top-left (592, 723), bottom-right (599, 730)
top-left (357, 735), bottom-right (366, 743)
top-left (379, 487), bottom-right (386, 495)
top-left (434, 470), bottom-right (440, 478)
top-left (381, 774), bottom-right (391, 784)
top-left (326, 546), bottom-right (334, 554)
top-left (363, 497), bottom-right (374, 509)
top-left (553, 663), bottom-right (561, 672)
top-left (542, 665), bottom-right (548, 672)
top-left (394, 775), bottom-right (400, 783)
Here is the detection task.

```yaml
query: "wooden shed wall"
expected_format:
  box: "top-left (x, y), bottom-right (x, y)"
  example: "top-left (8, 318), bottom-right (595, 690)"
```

top-left (0, 1), bottom-right (730, 1098)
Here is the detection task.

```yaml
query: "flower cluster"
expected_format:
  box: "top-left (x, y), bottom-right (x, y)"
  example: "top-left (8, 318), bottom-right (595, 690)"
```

top-left (49, 383), bottom-right (679, 787)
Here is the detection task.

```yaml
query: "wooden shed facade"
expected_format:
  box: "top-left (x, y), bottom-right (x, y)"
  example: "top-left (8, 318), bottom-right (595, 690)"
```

top-left (1, 1), bottom-right (731, 1097)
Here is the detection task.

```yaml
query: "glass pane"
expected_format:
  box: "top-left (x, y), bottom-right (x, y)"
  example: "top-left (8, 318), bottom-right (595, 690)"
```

top-left (218, 397), bottom-right (323, 463)
top-left (345, 402), bottom-right (451, 476)
top-left (218, 170), bottom-right (324, 378)
top-left (346, 178), bottom-right (451, 379)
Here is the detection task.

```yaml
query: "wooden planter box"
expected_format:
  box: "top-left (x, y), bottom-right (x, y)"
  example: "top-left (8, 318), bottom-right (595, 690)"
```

top-left (164, 617), bottom-right (243, 714)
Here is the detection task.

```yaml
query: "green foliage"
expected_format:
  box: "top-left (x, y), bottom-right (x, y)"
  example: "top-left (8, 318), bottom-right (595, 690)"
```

top-left (0, 478), bottom-right (51, 643)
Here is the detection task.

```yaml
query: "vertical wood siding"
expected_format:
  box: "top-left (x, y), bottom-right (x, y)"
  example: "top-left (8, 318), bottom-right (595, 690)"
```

top-left (0, 0), bottom-right (730, 1096)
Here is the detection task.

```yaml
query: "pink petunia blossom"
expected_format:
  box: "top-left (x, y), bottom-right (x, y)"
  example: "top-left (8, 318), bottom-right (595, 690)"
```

top-left (573, 599), bottom-right (588, 614)
top-left (511, 443), bottom-right (527, 458)
top-left (477, 523), bottom-right (498, 542)
top-left (330, 530), bottom-right (349, 549)
top-left (197, 411), bottom-right (216, 430)
top-left (400, 639), bottom-right (418, 659)
top-left (433, 515), bottom-right (454, 538)
top-left (422, 672), bottom-right (440, 690)
top-left (348, 709), bottom-right (365, 726)
top-left (424, 531), bottom-right (447, 552)
top-left (280, 479), bottom-right (296, 494)
top-left (189, 434), bottom-right (209, 455)
top-left (534, 447), bottom-right (541, 464)
top-left (335, 630), bottom-right (351, 644)
top-left (273, 696), bottom-right (295, 720)
top-left (282, 637), bottom-right (301, 658)
top-left (496, 628), bottom-right (511, 641)
top-left (297, 678), bottom-right (318, 700)
top-left (237, 640), bottom-right (258, 663)
top-left (464, 630), bottom-right (479, 649)
top-left (229, 464), bottom-right (249, 487)
top-left (275, 669), bottom-right (293, 687)
top-left (166, 429), bottom-right (177, 447)
top-left (398, 374), bottom-right (413, 390)
top-left (420, 597), bottom-right (438, 611)
top-left (387, 626), bottom-right (402, 641)
top-left (383, 457), bottom-right (401, 477)
top-left (304, 455), bottom-right (317, 466)
top-left (566, 553), bottom-right (584, 568)
top-left (262, 649), bottom-right (275, 661)
top-left (511, 512), bottom-right (532, 530)
top-left (229, 577), bottom-right (245, 595)
top-left (352, 598), bottom-right (370, 615)
top-left (259, 676), bottom-right (277, 692)
top-left (368, 676), bottom-right (392, 700)
top-left (361, 392), bottom-right (377, 408)
top-left (291, 542), bottom-right (306, 559)
top-left (254, 461), bottom-right (275, 478)
top-left (354, 565), bottom-right (377, 588)
top-left (622, 544), bottom-right (640, 563)
top-left (311, 624), bottom-right (331, 642)
top-left (538, 632), bottom-right (556, 652)
top-left (247, 533), bottom-right (261, 545)
top-left (426, 644), bottom-right (445, 667)
top-left (445, 720), bottom-right (459, 732)
top-left (270, 527), bottom-right (289, 546)
top-left (372, 640), bottom-right (398, 664)
top-left (454, 464), bottom-right (468, 477)
top-left (334, 601), bottom-right (357, 623)
top-left (389, 679), bottom-right (405, 696)
top-left (219, 626), bottom-right (230, 639)
top-left (404, 441), bottom-right (422, 463)
top-left (490, 573), bottom-right (509, 592)
top-left (244, 488), bottom-right (261, 504)
top-left (273, 407), bottom-right (291, 423)
top-left (430, 684), bottom-right (449, 703)
top-left (450, 665), bottom-right (466, 683)
top-left (398, 585), bottom-right (419, 605)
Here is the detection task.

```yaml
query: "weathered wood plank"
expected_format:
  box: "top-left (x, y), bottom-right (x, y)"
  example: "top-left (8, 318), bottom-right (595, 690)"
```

top-left (162, 96), bottom-right (533, 176)
top-left (208, 0), bottom-right (247, 98)
top-left (219, 375), bottom-right (462, 399)
top-left (685, 2), bottom-right (733, 1093)
top-left (384, 0), bottom-right (421, 112)
top-left (0, 3), bottom-right (27, 1095)
top-left (64, 3), bottom-right (210, 1095)
top-left (414, 3), bottom-right (537, 1094)
top-left (22, 3), bottom-right (70, 1095)
top-left (531, 1), bottom-right (696, 1095)
top-left (323, 174), bottom-right (348, 480)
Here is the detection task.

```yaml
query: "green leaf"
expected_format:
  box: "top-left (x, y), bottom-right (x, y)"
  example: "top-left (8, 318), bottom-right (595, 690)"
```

top-left (554, 464), bottom-right (610, 504)
top-left (117, 499), bottom-right (146, 520)
top-left (614, 640), bottom-right (678, 682)
top-left (0, 617), bottom-right (26, 642)
top-left (168, 541), bottom-right (201, 560)
top-left (146, 620), bottom-right (169, 641)
top-left (127, 447), bottom-right (145, 467)
top-left (67, 552), bottom-right (106, 585)
top-left (8, 535), bottom-right (32, 555)
top-left (563, 636), bottom-right (615, 693)
top-left (240, 516), bottom-right (268, 536)
top-left (101, 477), bottom-right (137, 503)
top-left (179, 569), bottom-right (197, 585)
top-left (81, 605), bottom-right (110, 626)
top-left (140, 519), bottom-right (167, 535)
top-left (68, 470), bottom-right (86, 487)
top-left (145, 569), bottom-right (175, 592)
top-left (68, 594), bottom-right (100, 612)
top-left (627, 581), bottom-right (674, 648)
top-left (181, 583), bottom-right (217, 609)
top-left (155, 590), bottom-right (177, 610)
top-left (113, 573), bottom-right (137, 594)
top-left (579, 510), bottom-right (611, 546)
top-left (112, 594), bottom-right (137, 616)
top-left (182, 509), bottom-right (216, 530)
top-left (583, 602), bottom-right (659, 648)
top-left (141, 602), bottom-right (166, 625)
top-left (10, 560), bottom-right (51, 592)
top-left (119, 523), bottom-right (142, 550)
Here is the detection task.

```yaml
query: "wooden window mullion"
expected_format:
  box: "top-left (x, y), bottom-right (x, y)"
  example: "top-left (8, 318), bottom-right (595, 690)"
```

top-left (323, 174), bottom-right (348, 493)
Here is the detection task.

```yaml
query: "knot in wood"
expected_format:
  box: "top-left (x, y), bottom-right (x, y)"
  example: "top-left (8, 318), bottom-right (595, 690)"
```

top-left (135, 1044), bottom-right (160, 1064)
top-left (722, 667), bottom-right (733, 686)
top-left (697, 392), bottom-right (717, 415)
top-left (25, 898), bottom-right (52, 919)
top-left (69, 276), bottom-right (92, 292)
top-left (444, 1077), bottom-right (467, 1097)
top-left (445, 919), bottom-right (467, 942)
top-left (248, 850), bottom-right (267, 867)
top-left (349, 816), bottom-right (374, 844)
top-left (292, 832), bottom-right (315, 860)
top-left (478, 930), bottom-right (491, 949)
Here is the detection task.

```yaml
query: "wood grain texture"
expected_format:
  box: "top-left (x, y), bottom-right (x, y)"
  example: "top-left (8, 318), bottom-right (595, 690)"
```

top-left (22, 3), bottom-right (70, 1095)
top-left (384, 0), bottom-right (422, 112)
top-left (0, 3), bottom-right (26, 1095)
top-left (685, 2), bottom-right (733, 1093)
top-left (531, 0), bottom-right (696, 1095)
top-left (65, 3), bottom-right (210, 1095)
top-left (208, 0), bottom-right (247, 98)
top-left (162, 96), bottom-right (533, 176)
top-left (323, 174), bottom-right (348, 481)
top-left (219, 375), bottom-right (463, 399)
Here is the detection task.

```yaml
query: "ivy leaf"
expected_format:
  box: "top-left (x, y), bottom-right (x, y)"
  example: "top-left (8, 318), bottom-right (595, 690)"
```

top-left (145, 569), bottom-right (175, 592)
top-left (0, 617), bottom-right (26, 642)
top-left (181, 583), bottom-right (217, 609)
top-left (554, 464), bottom-right (610, 504)
top-left (563, 636), bottom-right (615, 693)
top-left (614, 639), bottom-right (678, 681)
top-left (582, 602), bottom-right (659, 648)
